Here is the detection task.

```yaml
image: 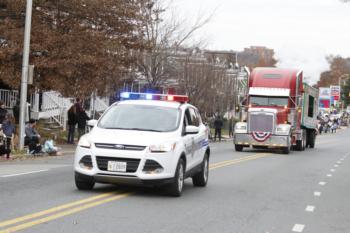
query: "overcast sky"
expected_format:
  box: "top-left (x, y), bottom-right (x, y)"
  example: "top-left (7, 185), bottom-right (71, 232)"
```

top-left (174, 0), bottom-right (350, 84)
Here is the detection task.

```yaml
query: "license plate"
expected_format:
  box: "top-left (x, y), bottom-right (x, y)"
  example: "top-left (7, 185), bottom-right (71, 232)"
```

top-left (107, 161), bottom-right (127, 172)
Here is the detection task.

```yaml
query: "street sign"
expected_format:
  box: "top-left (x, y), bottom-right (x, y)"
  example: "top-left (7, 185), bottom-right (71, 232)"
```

top-left (319, 87), bottom-right (331, 98)
top-left (319, 87), bottom-right (331, 110)
top-left (330, 85), bottom-right (340, 101)
top-left (28, 65), bottom-right (34, 84)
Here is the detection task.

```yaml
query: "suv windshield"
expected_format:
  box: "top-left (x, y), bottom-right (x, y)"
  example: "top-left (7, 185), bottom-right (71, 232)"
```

top-left (250, 96), bottom-right (288, 107)
top-left (98, 104), bottom-right (181, 132)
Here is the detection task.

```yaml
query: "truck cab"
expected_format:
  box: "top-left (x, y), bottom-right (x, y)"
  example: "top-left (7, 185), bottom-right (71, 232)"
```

top-left (234, 68), bottom-right (318, 154)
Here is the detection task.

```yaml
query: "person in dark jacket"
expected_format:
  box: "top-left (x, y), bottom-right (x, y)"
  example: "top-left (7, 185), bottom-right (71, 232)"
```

top-left (2, 114), bottom-right (15, 159)
top-left (0, 101), bottom-right (8, 124)
top-left (77, 107), bottom-right (90, 139)
top-left (12, 100), bottom-right (20, 124)
top-left (214, 115), bottom-right (223, 142)
top-left (67, 105), bottom-right (77, 144)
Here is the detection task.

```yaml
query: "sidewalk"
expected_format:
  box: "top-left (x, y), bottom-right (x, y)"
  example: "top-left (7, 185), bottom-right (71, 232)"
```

top-left (209, 134), bottom-right (233, 143)
top-left (0, 143), bottom-right (77, 162)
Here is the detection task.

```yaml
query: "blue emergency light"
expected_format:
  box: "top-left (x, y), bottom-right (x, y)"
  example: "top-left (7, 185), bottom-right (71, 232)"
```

top-left (120, 92), bottom-right (189, 103)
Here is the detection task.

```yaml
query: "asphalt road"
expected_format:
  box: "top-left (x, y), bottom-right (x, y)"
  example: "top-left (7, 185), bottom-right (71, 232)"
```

top-left (0, 129), bottom-right (350, 233)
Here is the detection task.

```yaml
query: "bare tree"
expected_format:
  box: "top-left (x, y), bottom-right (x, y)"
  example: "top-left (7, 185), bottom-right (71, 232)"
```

top-left (175, 50), bottom-right (235, 119)
top-left (133, 0), bottom-right (213, 89)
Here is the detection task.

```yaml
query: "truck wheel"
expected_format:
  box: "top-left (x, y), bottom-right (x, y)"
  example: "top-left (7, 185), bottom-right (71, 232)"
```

top-left (167, 159), bottom-right (185, 197)
top-left (75, 172), bottom-right (95, 190)
top-left (192, 153), bottom-right (209, 187)
top-left (282, 146), bottom-right (290, 154)
top-left (306, 131), bottom-right (310, 148)
top-left (235, 144), bottom-right (243, 152)
top-left (309, 131), bottom-right (316, 148)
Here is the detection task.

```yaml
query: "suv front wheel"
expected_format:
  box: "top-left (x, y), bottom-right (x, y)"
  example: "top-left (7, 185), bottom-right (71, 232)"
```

top-left (167, 159), bottom-right (185, 197)
top-left (192, 153), bottom-right (209, 187)
top-left (75, 172), bottom-right (95, 190)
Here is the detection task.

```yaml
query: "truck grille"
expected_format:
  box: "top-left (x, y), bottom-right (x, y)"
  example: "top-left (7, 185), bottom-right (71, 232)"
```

top-left (249, 113), bottom-right (274, 132)
top-left (96, 156), bottom-right (140, 172)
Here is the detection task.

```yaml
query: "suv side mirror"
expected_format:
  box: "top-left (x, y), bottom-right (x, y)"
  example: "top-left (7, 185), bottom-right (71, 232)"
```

top-left (185, 125), bottom-right (199, 135)
top-left (87, 119), bottom-right (98, 128)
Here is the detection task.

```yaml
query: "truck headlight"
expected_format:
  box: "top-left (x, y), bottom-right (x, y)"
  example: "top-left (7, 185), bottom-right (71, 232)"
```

top-left (235, 122), bottom-right (247, 133)
top-left (149, 142), bottom-right (177, 153)
top-left (78, 136), bottom-right (91, 149)
top-left (276, 124), bottom-right (291, 135)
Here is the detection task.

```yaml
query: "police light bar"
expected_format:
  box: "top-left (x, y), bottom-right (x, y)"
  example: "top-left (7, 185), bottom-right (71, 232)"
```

top-left (120, 92), bottom-right (189, 103)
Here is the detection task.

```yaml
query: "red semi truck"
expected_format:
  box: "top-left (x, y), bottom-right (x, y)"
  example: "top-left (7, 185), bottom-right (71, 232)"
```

top-left (234, 68), bottom-right (319, 154)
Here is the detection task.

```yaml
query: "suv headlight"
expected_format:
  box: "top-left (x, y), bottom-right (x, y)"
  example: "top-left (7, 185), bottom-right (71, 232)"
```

top-left (78, 136), bottom-right (91, 149)
top-left (276, 124), bottom-right (291, 135)
top-left (149, 142), bottom-right (177, 153)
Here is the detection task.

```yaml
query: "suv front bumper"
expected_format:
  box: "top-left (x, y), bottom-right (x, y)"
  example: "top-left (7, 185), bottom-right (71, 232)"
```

top-left (76, 171), bottom-right (174, 187)
top-left (74, 146), bottom-right (179, 185)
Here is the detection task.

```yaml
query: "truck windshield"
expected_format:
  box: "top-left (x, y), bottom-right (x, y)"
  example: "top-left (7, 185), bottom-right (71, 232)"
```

top-left (250, 96), bottom-right (288, 107)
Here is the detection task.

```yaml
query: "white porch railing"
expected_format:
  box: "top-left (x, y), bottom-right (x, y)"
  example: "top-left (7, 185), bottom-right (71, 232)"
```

top-left (1, 88), bottom-right (110, 129)
top-left (40, 91), bottom-right (74, 130)
top-left (89, 92), bottom-right (109, 119)
top-left (0, 89), bottom-right (18, 108)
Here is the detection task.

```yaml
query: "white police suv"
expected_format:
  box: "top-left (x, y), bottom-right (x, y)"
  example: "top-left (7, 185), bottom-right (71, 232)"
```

top-left (74, 92), bottom-right (210, 196)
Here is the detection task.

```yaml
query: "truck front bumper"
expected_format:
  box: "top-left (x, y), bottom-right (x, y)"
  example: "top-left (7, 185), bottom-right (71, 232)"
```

top-left (234, 133), bottom-right (290, 147)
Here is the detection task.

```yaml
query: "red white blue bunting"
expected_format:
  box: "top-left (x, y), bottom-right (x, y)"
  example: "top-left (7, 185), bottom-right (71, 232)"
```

top-left (251, 131), bottom-right (272, 142)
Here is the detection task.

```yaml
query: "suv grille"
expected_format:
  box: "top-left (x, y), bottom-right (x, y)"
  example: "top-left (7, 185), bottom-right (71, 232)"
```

top-left (249, 113), bottom-right (274, 132)
top-left (96, 156), bottom-right (140, 172)
top-left (95, 143), bottom-right (146, 151)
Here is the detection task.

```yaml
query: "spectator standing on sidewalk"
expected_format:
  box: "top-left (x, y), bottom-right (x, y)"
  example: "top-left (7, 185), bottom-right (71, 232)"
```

top-left (331, 119), bottom-right (338, 133)
top-left (67, 104), bottom-right (77, 144)
top-left (214, 115), bottom-right (223, 142)
top-left (2, 114), bottom-right (15, 159)
top-left (77, 106), bottom-right (90, 139)
top-left (228, 118), bottom-right (233, 138)
top-left (12, 100), bottom-right (20, 124)
top-left (0, 101), bottom-right (8, 124)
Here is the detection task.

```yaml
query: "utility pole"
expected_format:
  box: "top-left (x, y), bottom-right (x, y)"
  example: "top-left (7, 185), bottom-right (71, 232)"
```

top-left (19, 0), bottom-right (33, 150)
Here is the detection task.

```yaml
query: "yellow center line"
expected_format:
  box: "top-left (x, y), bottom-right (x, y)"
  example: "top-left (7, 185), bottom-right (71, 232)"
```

top-left (209, 153), bottom-right (272, 170)
top-left (0, 191), bottom-right (118, 228)
top-left (0, 192), bottom-right (133, 233)
top-left (0, 153), bottom-right (272, 233)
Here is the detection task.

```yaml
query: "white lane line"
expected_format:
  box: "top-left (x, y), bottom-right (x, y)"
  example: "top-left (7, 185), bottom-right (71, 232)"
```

top-left (334, 164), bottom-right (339, 168)
top-left (337, 161), bottom-right (342, 164)
top-left (330, 169), bottom-right (336, 172)
top-left (319, 181), bottom-right (327, 186)
top-left (0, 169), bottom-right (49, 178)
top-left (292, 224), bottom-right (305, 232)
top-left (327, 174), bottom-right (333, 177)
top-left (314, 191), bottom-right (322, 197)
top-left (305, 205), bottom-right (315, 212)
